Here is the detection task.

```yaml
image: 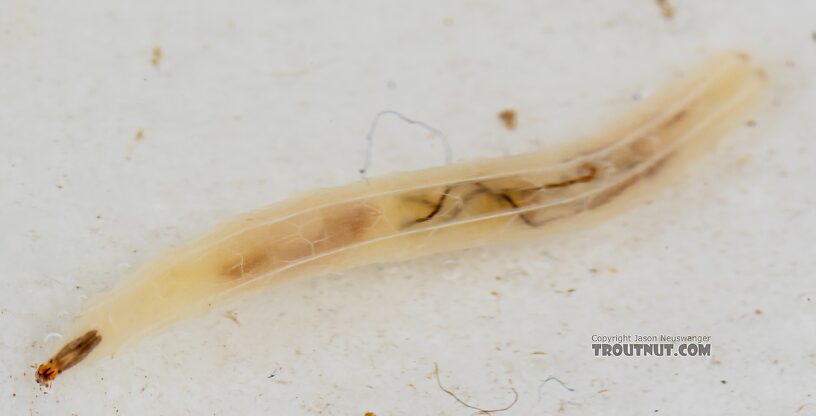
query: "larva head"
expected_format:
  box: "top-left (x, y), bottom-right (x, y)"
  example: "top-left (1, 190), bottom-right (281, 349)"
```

top-left (35, 360), bottom-right (59, 384)
top-left (35, 329), bottom-right (102, 384)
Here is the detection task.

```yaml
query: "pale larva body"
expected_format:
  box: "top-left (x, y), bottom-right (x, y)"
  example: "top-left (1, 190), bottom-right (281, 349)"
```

top-left (37, 52), bottom-right (766, 383)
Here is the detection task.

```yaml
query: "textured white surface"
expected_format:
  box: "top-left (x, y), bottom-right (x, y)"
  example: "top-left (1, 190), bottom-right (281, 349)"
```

top-left (2, 1), bottom-right (815, 415)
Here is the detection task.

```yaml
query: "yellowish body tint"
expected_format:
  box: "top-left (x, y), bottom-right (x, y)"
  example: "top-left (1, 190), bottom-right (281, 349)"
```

top-left (36, 52), bottom-right (766, 383)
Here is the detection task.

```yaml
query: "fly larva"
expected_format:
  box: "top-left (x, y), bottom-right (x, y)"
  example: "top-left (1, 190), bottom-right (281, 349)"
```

top-left (36, 52), bottom-right (766, 384)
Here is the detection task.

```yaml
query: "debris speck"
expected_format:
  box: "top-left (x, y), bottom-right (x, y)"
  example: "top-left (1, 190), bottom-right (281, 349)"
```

top-left (754, 308), bottom-right (763, 315)
top-left (498, 109), bottom-right (517, 130)
top-left (745, 120), bottom-right (756, 127)
top-left (364, 412), bottom-right (377, 416)
top-left (223, 309), bottom-right (241, 325)
top-left (539, 376), bottom-right (575, 393)
top-left (655, 0), bottom-right (675, 19)
top-left (125, 129), bottom-right (146, 160)
top-left (720, 380), bottom-right (727, 384)
top-left (359, 110), bottom-right (451, 179)
top-left (433, 363), bottom-right (518, 414)
top-left (151, 46), bottom-right (163, 67)
top-left (737, 153), bottom-right (753, 168)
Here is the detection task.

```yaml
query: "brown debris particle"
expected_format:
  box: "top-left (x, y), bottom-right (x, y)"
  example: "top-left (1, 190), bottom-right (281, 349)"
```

top-left (737, 153), bottom-right (753, 168)
top-left (364, 412), bottom-right (377, 416)
top-left (655, 0), bottom-right (675, 20)
top-left (812, 30), bottom-right (816, 42)
top-left (498, 109), bottom-right (517, 130)
top-left (223, 309), bottom-right (241, 325)
top-left (151, 46), bottom-right (163, 68)
top-left (754, 308), bottom-right (763, 315)
top-left (125, 129), bottom-right (146, 160)
top-left (745, 120), bottom-right (756, 127)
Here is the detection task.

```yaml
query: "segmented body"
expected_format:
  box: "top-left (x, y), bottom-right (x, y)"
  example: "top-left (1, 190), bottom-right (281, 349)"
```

top-left (37, 52), bottom-right (765, 383)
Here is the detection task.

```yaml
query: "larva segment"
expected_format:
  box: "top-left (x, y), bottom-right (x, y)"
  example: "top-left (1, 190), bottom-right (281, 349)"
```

top-left (37, 52), bottom-right (765, 383)
top-left (216, 201), bottom-right (384, 281)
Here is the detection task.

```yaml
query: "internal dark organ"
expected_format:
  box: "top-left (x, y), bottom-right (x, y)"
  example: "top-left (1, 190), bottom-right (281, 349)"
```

top-left (404, 111), bottom-right (688, 228)
top-left (404, 162), bottom-right (599, 228)
top-left (419, 106), bottom-right (690, 227)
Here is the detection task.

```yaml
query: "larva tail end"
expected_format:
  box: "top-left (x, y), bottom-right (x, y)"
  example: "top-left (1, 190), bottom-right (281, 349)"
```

top-left (36, 329), bottom-right (102, 384)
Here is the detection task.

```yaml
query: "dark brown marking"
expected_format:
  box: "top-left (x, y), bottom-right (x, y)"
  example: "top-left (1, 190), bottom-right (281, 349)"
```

top-left (494, 190), bottom-right (537, 226)
top-left (543, 163), bottom-right (598, 189)
top-left (414, 187), bottom-right (451, 223)
top-left (468, 182), bottom-right (542, 227)
top-left (439, 183), bottom-right (496, 220)
top-left (408, 164), bottom-right (600, 229)
top-left (587, 153), bottom-right (672, 209)
top-left (36, 330), bottom-right (102, 384)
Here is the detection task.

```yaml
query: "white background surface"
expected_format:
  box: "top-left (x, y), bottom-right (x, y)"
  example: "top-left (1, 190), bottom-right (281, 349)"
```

top-left (2, 1), bottom-right (815, 415)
